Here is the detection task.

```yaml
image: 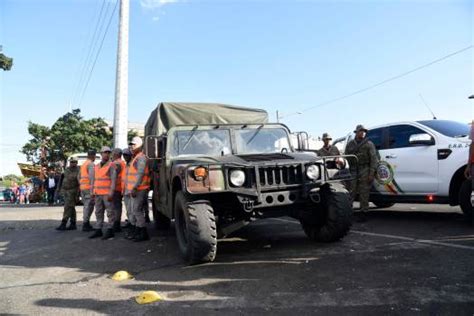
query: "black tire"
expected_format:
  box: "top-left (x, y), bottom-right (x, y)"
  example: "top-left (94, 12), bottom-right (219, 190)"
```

top-left (301, 183), bottom-right (352, 242)
top-left (174, 191), bottom-right (217, 264)
top-left (372, 202), bottom-right (395, 209)
top-left (459, 179), bottom-right (472, 219)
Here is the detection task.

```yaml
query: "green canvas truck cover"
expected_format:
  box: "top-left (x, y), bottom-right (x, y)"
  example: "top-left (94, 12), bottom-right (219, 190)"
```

top-left (145, 102), bottom-right (269, 136)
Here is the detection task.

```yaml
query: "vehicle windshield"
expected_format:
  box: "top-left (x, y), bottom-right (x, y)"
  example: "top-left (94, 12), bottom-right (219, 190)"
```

top-left (235, 127), bottom-right (291, 154)
top-left (418, 120), bottom-right (470, 138)
top-left (171, 129), bottom-right (232, 157)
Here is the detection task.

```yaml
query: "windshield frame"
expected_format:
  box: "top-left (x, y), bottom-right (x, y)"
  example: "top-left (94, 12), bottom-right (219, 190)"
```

top-left (417, 120), bottom-right (470, 138)
top-left (167, 124), bottom-right (294, 159)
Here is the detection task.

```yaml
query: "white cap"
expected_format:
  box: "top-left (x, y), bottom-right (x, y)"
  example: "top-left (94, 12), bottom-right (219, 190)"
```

top-left (129, 136), bottom-right (143, 147)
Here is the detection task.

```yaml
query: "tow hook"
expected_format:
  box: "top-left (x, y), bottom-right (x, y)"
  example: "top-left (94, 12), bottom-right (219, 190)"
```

top-left (243, 199), bottom-right (254, 212)
top-left (309, 189), bottom-right (321, 203)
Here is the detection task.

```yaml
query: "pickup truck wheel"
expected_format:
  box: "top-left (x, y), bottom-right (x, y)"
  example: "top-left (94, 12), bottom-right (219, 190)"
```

top-left (459, 179), bottom-right (472, 219)
top-left (372, 202), bottom-right (395, 209)
top-left (174, 191), bottom-right (217, 264)
top-left (301, 183), bottom-right (352, 242)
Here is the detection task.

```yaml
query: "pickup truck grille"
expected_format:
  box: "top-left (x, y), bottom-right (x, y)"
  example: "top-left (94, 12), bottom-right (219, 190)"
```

top-left (256, 165), bottom-right (303, 188)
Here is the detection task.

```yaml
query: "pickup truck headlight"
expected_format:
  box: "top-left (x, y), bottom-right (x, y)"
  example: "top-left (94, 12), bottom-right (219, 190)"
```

top-left (306, 164), bottom-right (320, 180)
top-left (230, 169), bottom-right (246, 187)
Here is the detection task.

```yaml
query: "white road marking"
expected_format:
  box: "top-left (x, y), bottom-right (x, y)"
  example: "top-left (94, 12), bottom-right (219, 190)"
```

top-left (269, 217), bottom-right (474, 251)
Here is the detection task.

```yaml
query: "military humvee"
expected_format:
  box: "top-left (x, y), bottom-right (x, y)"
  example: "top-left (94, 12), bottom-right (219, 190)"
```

top-left (145, 102), bottom-right (353, 264)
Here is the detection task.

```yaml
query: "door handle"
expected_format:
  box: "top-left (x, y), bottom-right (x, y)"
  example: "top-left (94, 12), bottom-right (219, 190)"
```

top-left (385, 154), bottom-right (397, 159)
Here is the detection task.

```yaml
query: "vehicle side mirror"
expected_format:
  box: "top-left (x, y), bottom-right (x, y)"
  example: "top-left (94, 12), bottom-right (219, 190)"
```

top-left (145, 135), bottom-right (161, 159)
top-left (409, 133), bottom-right (435, 146)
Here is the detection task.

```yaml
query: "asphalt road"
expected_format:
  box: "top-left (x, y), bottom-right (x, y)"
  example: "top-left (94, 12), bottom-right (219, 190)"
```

top-left (1, 202), bottom-right (473, 315)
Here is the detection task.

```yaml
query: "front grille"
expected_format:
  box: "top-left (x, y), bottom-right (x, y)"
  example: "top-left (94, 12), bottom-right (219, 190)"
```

top-left (257, 165), bottom-right (303, 188)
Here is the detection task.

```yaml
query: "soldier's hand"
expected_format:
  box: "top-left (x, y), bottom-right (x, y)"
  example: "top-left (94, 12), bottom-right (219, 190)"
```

top-left (368, 174), bottom-right (375, 184)
top-left (131, 188), bottom-right (138, 198)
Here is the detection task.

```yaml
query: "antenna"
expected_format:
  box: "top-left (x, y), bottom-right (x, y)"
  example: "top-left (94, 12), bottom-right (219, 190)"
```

top-left (418, 93), bottom-right (437, 120)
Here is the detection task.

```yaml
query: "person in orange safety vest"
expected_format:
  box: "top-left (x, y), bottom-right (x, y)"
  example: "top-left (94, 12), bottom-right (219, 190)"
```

top-left (89, 146), bottom-right (117, 240)
top-left (79, 150), bottom-right (97, 232)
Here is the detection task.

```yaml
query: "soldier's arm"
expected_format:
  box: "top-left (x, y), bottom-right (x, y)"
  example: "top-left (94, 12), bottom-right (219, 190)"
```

top-left (88, 163), bottom-right (95, 194)
top-left (133, 157), bottom-right (147, 190)
top-left (369, 142), bottom-right (378, 174)
top-left (109, 166), bottom-right (117, 196)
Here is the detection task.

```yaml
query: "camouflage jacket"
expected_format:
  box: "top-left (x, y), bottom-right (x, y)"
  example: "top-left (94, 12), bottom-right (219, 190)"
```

top-left (345, 138), bottom-right (379, 174)
top-left (60, 166), bottom-right (80, 192)
top-left (317, 145), bottom-right (340, 157)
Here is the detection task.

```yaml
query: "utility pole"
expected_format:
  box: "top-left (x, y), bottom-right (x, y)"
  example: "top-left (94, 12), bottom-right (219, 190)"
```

top-left (113, 0), bottom-right (129, 149)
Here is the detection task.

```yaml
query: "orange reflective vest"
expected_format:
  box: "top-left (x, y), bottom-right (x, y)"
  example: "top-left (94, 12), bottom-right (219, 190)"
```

top-left (114, 159), bottom-right (126, 192)
top-left (80, 160), bottom-right (93, 191)
top-left (126, 152), bottom-right (150, 192)
top-left (94, 161), bottom-right (114, 195)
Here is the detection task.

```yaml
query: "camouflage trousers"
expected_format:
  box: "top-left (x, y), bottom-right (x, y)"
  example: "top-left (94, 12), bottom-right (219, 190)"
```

top-left (62, 190), bottom-right (78, 222)
top-left (349, 167), bottom-right (372, 212)
top-left (81, 190), bottom-right (95, 223)
top-left (95, 195), bottom-right (115, 229)
top-left (124, 194), bottom-right (135, 225)
top-left (132, 190), bottom-right (148, 228)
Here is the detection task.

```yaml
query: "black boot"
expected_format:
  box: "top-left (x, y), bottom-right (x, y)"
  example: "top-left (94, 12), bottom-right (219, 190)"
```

top-left (82, 221), bottom-right (94, 232)
top-left (89, 229), bottom-right (103, 239)
top-left (122, 220), bottom-right (132, 229)
top-left (102, 228), bottom-right (115, 240)
top-left (125, 225), bottom-right (137, 240)
top-left (133, 227), bottom-right (150, 242)
top-left (55, 219), bottom-right (67, 231)
top-left (113, 221), bottom-right (122, 233)
top-left (66, 219), bottom-right (77, 230)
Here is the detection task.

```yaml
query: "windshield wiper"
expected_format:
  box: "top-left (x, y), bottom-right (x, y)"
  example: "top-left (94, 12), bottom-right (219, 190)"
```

top-left (246, 125), bottom-right (264, 145)
top-left (182, 126), bottom-right (198, 151)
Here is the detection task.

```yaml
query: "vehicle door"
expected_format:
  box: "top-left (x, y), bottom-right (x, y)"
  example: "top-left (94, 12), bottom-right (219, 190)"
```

top-left (383, 124), bottom-right (438, 194)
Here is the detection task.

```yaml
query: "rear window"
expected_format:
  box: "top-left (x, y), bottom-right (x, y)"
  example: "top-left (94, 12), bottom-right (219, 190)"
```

top-left (418, 120), bottom-right (469, 138)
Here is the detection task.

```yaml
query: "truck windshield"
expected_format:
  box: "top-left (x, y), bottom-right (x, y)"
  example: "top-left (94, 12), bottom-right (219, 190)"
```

top-left (171, 129), bottom-right (232, 157)
top-left (418, 120), bottom-right (470, 138)
top-left (235, 127), bottom-right (291, 154)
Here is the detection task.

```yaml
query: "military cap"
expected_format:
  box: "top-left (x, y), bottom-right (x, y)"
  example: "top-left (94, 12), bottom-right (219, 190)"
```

top-left (100, 146), bottom-right (112, 153)
top-left (122, 148), bottom-right (132, 156)
top-left (87, 149), bottom-right (97, 156)
top-left (354, 124), bottom-right (368, 133)
top-left (322, 133), bottom-right (332, 140)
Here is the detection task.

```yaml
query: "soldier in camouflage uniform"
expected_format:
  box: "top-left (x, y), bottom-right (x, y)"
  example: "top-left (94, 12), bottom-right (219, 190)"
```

top-left (345, 124), bottom-right (379, 222)
top-left (56, 157), bottom-right (80, 231)
top-left (317, 133), bottom-right (340, 157)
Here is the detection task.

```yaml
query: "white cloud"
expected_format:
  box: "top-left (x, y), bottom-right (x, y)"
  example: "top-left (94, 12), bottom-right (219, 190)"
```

top-left (140, 0), bottom-right (179, 9)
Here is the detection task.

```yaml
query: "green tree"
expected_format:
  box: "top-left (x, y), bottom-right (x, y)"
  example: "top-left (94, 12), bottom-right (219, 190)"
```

top-left (0, 53), bottom-right (13, 71)
top-left (22, 109), bottom-right (112, 166)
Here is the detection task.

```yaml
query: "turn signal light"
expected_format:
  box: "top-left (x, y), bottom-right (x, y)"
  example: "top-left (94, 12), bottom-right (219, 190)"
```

top-left (193, 167), bottom-right (208, 181)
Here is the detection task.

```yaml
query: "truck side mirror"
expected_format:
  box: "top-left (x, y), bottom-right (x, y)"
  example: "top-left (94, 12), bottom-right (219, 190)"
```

top-left (409, 133), bottom-right (435, 146)
top-left (145, 135), bottom-right (161, 159)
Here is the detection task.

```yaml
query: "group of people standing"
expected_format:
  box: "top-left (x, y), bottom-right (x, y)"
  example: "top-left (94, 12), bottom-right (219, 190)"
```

top-left (10, 181), bottom-right (33, 204)
top-left (55, 136), bottom-right (152, 242)
top-left (317, 124), bottom-right (379, 223)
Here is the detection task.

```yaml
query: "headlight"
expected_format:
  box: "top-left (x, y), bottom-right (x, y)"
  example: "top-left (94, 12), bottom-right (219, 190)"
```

top-left (230, 169), bottom-right (246, 187)
top-left (306, 164), bottom-right (320, 180)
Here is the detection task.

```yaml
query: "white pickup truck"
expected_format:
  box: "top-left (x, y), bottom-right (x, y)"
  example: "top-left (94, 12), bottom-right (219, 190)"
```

top-left (334, 120), bottom-right (472, 216)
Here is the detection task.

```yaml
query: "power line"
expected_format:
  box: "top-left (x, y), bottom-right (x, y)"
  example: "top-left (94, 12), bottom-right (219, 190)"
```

top-left (77, 0), bottom-right (119, 108)
top-left (282, 45), bottom-right (473, 119)
top-left (71, 0), bottom-right (108, 107)
top-left (69, 0), bottom-right (104, 109)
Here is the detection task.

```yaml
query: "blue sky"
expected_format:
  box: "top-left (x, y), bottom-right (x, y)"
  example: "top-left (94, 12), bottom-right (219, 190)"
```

top-left (1, 0), bottom-right (472, 175)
